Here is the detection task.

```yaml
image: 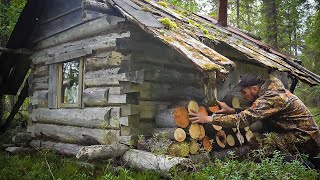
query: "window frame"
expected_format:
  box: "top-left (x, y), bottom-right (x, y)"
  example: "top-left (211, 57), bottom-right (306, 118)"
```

top-left (57, 58), bottom-right (84, 109)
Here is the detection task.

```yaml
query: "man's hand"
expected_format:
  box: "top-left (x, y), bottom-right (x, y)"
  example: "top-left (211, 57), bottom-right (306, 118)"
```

top-left (215, 101), bottom-right (236, 114)
top-left (189, 111), bottom-right (213, 124)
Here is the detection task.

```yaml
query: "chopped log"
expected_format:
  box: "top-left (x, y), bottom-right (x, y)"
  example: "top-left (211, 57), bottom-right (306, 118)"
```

top-left (30, 140), bottom-right (84, 156)
top-left (187, 100), bottom-right (199, 113)
top-left (136, 136), bottom-right (173, 152)
top-left (167, 142), bottom-right (190, 157)
top-left (189, 123), bottom-right (201, 139)
top-left (209, 105), bottom-right (220, 113)
top-left (174, 128), bottom-right (186, 142)
top-left (211, 145), bottom-right (252, 160)
top-left (232, 96), bottom-right (240, 108)
top-left (173, 107), bottom-right (189, 128)
top-left (216, 130), bottom-right (227, 148)
top-left (226, 134), bottom-right (235, 147)
top-left (213, 125), bottom-right (223, 131)
top-left (155, 109), bottom-right (175, 128)
top-left (85, 51), bottom-right (130, 71)
top-left (12, 133), bottom-right (32, 144)
top-left (232, 128), bottom-right (237, 132)
top-left (76, 144), bottom-right (129, 161)
top-left (202, 136), bottom-right (213, 152)
top-left (244, 126), bottom-right (250, 131)
top-left (122, 149), bottom-right (194, 177)
top-left (245, 130), bottom-right (254, 142)
top-left (5, 147), bottom-right (34, 154)
top-left (189, 140), bottom-right (200, 155)
top-left (198, 106), bottom-right (208, 116)
top-left (198, 125), bottom-right (205, 140)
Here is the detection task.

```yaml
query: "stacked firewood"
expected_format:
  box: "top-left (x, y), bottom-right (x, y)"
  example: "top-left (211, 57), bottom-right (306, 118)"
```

top-left (159, 100), bottom-right (254, 157)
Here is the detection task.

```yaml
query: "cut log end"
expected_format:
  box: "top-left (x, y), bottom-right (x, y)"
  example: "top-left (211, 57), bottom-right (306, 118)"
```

top-left (226, 134), bottom-right (235, 147)
top-left (216, 130), bottom-right (227, 148)
top-left (189, 123), bottom-right (201, 139)
top-left (212, 125), bottom-right (222, 131)
top-left (168, 142), bottom-right (190, 157)
top-left (202, 136), bottom-right (212, 152)
top-left (174, 128), bottom-right (187, 142)
top-left (209, 105), bottom-right (220, 113)
top-left (187, 100), bottom-right (199, 113)
top-left (173, 107), bottom-right (189, 128)
top-left (198, 106), bottom-right (208, 116)
top-left (198, 125), bottom-right (205, 140)
top-left (232, 96), bottom-right (240, 108)
top-left (244, 126), bottom-right (250, 131)
top-left (189, 140), bottom-right (200, 155)
top-left (245, 130), bottom-right (254, 142)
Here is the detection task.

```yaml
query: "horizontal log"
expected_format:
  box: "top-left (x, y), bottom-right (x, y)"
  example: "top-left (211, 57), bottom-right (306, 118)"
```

top-left (5, 147), bottom-right (34, 154)
top-left (121, 104), bottom-right (167, 119)
top-left (33, 82), bottom-right (48, 90)
top-left (120, 121), bottom-right (155, 136)
top-left (82, 87), bottom-right (130, 106)
top-left (33, 65), bottom-right (49, 78)
top-left (32, 32), bottom-right (130, 65)
top-left (121, 82), bottom-right (204, 101)
top-left (30, 140), bottom-right (84, 156)
top-left (31, 107), bottom-right (121, 128)
top-left (12, 133), bottom-right (33, 144)
top-left (85, 51), bottom-right (131, 72)
top-left (155, 109), bottom-right (175, 128)
top-left (152, 128), bottom-right (176, 140)
top-left (122, 149), bottom-right (194, 177)
top-left (30, 90), bottom-right (48, 107)
top-left (84, 70), bottom-right (144, 87)
top-left (76, 144), bottom-right (129, 161)
top-left (119, 135), bottom-right (138, 146)
top-left (33, 123), bottom-right (120, 145)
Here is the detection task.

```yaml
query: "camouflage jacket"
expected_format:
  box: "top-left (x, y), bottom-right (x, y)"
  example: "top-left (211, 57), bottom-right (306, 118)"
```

top-left (212, 76), bottom-right (320, 145)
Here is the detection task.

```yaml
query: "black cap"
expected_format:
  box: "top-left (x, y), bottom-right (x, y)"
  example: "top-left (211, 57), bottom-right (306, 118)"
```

top-left (238, 74), bottom-right (262, 90)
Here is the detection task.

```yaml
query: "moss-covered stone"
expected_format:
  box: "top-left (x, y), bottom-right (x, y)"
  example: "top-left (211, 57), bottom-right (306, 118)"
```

top-left (158, 18), bottom-right (177, 30)
top-left (156, 1), bottom-right (168, 8)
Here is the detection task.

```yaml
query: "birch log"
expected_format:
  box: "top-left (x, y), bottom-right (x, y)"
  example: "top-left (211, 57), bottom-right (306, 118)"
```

top-left (122, 149), bottom-right (194, 177)
top-left (76, 144), bottom-right (129, 160)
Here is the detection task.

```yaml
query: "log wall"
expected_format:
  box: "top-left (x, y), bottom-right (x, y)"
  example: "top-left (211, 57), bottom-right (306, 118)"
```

top-left (28, 19), bottom-right (206, 146)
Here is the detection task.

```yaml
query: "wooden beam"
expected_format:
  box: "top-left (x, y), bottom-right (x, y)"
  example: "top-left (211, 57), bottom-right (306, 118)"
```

top-left (0, 47), bottom-right (32, 55)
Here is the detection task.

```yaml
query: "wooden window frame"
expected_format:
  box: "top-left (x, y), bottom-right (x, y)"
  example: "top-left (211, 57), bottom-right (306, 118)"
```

top-left (57, 58), bottom-right (84, 109)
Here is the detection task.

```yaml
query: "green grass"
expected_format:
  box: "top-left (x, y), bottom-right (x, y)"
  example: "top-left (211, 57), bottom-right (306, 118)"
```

top-left (309, 107), bottom-right (320, 125)
top-left (0, 150), bottom-right (318, 180)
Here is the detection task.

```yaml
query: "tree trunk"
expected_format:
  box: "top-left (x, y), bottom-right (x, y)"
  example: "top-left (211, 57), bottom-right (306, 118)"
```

top-left (76, 144), bottom-right (129, 161)
top-left (122, 149), bottom-right (194, 177)
top-left (262, 0), bottom-right (278, 48)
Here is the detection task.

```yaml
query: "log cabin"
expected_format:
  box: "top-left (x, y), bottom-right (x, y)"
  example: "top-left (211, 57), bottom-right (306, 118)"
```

top-left (0, 0), bottom-right (319, 150)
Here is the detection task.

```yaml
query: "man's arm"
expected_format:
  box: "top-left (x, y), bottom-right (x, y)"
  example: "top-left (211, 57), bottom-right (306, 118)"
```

top-left (189, 93), bottom-right (285, 128)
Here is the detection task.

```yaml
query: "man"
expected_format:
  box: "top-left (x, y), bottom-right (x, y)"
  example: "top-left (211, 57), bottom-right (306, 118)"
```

top-left (189, 74), bottom-right (320, 158)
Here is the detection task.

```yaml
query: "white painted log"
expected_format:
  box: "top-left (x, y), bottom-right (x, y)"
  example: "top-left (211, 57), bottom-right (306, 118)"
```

top-left (33, 15), bottom-right (126, 50)
top-left (155, 109), bottom-right (175, 128)
top-left (76, 144), bottom-right (129, 160)
top-left (32, 123), bottom-right (120, 145)
top-left (30, 140), bottom-right (84, 156)
top-left (31, 107), bottom-right (121, 128)
top-left (122, 149), bottom-right (194, 177)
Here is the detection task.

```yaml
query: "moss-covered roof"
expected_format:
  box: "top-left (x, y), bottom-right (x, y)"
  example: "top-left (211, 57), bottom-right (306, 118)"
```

top-left (107, 0), bottom-right (320, 85)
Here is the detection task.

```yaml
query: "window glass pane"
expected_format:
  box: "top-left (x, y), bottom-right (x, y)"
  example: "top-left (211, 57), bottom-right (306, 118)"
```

top-left (61, 60), bottom-right (80, 104)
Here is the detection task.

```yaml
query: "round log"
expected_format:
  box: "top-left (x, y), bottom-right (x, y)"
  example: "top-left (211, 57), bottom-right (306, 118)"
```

top-left (198, 106), bottom-right (208, 116)
top-left (216, 130), bottom-right (227, 148)
top-left (244, 126), bottom-right (250, 131)
top-left (226, 134), bottom-right (235, 147)
top-left (189, 123), bottom-right (201, 139)
top-left (173, 107), bottom-right (189, 128)
top-left (209, 105), bottom-right (220, 113)
top-left (232, 96), bottom-right (240, 108)
top-left (122, 149), bottom-right (194, 177)
top-left (174, 128), bottom-right (186, 142)
top-left (212, 125), bottom-right (222, 131)
top-left (167, 142), bottom-right (190, 157)
top-left (202, 136), bottom-right (212, 152)
top-left (198, 125), bottom-right (205, 140)
top-left (245, 130), bottom-right (254, 142)
top-left (189, 140), bottom-right (200, 155)
top-left (187, 100), bottom-right (199, 113)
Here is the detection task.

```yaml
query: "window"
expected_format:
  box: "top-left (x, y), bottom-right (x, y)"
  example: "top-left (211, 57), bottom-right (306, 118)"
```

top-left (58, 58), bottom-right (83, 108)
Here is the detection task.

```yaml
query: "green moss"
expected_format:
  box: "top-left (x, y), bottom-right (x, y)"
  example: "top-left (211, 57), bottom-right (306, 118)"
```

top-left (182, 10), bottom-right (189, 16)
top-left (205, 23), bottom-right (215, 29)
top-left (203, 63), bottom-right (220, 71)
top-left (188, 20), bottom-right (201, 28)
top-left (142, 6), bottom-right (150, 12)
top-left (156, 1), bottom-right (168, 8)
top-left (202, 28), bottom-right (209, 34)
top-left (158, 18), bottom-right (177, 29)
top-left (204, 34), bottom-right (216, 42)
top-left (172, 10), bottom-right (181, 15)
